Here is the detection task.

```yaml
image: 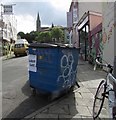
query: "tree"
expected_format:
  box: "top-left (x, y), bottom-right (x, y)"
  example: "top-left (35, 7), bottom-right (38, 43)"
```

top-left (25, 33), bottom-right (32, 43)
top-left (36, 31), bottom-right (51, 43)
top-left (51, 27), bottom-right (64, 43)
top-left (17, 27), bottom-right (65, 44)
top-left (17, 32), bottom-right (25, 39)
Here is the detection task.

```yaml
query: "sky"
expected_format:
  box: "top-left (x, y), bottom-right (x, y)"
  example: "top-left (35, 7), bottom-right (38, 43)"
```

top-left (1, 0), bottom-right (115, 33)
top-left (1, 0), bottom-right (71, 33)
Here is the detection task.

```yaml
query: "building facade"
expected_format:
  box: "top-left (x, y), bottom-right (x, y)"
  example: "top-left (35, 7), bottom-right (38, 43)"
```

top-left (67, 1), bottom-right (79, 48)
top-left (78, 2), bottom-right (102, 21)
top-left (36, 12), bottom-right (49, 32)
top-left (102, 2), bottom-right (116, 118)
top-left (77, 2), bottom-right (102, 60)
top-left (2, 15), bottom-right (17, 42)
top-left (77, 11), bottom-right (102, 61)
top-left (0, 15), bottom-right (17, 55)
top-left (67, 2), bottom-right (78, 28)
top-left (0, 4), bottom-right (17, 55)
top-left (102, 2), bottom-right (115, 66)
top-left (67, 1), bottom-right (103, 61)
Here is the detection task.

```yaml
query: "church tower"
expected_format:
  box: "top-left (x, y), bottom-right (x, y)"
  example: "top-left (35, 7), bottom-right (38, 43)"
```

top-left (36, 12), bottom-right (41, 32)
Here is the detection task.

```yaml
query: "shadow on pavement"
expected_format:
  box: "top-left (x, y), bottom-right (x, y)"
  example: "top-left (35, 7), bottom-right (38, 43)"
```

top-left (52, 90), bottom-right (79, 119)
top-left (77, 58), bottom-right (107, 82)
top-left (32, 89), bottom-right (79, 119)
top-left (21, 80), bottom-right (31, 96)
top-left (3, 81), bottom-right (79, 119)
top-left (2, 81), bottom-right (50, 119)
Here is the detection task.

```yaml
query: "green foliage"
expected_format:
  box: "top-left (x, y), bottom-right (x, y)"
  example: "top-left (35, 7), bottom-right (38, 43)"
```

top-left (17, 27), bottom-right (65, 44)
top-left (36, 31), bottom-right (51, 43)
top-left (51, 27), bottom-right (64, 43)
top-left (17, 31), bottom-right (40, 43)
top-left (17, 32), bottom-right (25, 39)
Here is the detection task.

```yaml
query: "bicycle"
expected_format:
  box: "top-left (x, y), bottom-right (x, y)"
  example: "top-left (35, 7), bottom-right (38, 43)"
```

top-left (93, 57), bottom-right (116, 119)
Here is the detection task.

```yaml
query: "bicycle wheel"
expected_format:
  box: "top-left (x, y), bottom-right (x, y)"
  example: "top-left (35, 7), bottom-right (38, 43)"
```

top-left (93, 80), bottom-right (107, 119)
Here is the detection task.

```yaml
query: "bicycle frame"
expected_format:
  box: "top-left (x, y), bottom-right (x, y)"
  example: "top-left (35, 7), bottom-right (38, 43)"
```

top-left (93, 58), bottom-right (116, 119)
top-left (107, 73), bottom-right (116, 118)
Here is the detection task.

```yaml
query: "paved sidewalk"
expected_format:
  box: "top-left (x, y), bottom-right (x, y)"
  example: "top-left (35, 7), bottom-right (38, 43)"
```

top-left (25, 58), bottom-right (109, 119)
top-left (1, 52), bottom-right (15, 61)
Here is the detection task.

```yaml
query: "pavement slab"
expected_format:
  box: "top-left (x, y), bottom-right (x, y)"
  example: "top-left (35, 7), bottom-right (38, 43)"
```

top-left (59, 114), bottom-right (83, 120)
top-left (57, 97), bottom-right (75, 105)
top-left (79, 92), bottom-right (94, 99)
top-left (75, 97), bottom-right (94, 107)
top-left (48, 104), bottom-right (70, 115)
top-left (69, 105), bottom-right (92, 116)
top-left (35, 113), bottom-right (58, 119)
top-left (75, 87), bottom-right (91, 93)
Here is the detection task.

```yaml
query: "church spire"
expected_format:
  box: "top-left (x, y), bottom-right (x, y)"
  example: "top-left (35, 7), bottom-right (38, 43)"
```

top-left (37, 12), bottom-right (40, 21)
top-left (51, 23), bottom-right (54, 28)
top-left (36, 12), bottom-right (41, 32)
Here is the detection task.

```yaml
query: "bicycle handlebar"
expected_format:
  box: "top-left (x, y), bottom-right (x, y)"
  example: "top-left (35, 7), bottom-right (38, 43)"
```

top-left (95, 58), bottom-right (113, 73)
top-left (95, 58), bottom-right (107, 67)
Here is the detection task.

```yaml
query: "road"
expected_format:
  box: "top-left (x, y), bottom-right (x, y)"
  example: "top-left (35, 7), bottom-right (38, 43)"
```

top-left (2, 56), bottom-right (50, 118)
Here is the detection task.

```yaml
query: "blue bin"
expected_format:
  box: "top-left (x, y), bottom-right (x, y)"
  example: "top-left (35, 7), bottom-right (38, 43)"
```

top-left (28, 43), bottom-right (79, 96)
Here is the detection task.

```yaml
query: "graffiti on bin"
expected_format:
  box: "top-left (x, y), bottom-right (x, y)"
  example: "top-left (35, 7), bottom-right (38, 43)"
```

top-left (57, 52), bottom-right (77, 88)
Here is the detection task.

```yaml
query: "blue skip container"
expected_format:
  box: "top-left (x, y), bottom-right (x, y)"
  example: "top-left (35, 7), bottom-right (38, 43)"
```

top-left (28, 43), bottom-right (79, 97)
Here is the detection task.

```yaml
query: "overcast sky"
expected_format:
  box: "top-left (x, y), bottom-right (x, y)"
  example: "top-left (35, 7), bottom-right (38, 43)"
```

top-left (1, 0), bottom-right (71, 33)
top-left (1, 0), bottom-right (112, 33)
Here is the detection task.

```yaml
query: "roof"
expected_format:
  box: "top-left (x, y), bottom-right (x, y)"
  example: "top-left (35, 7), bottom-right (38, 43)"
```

top-left (15, 39), bottom-right (29, 44)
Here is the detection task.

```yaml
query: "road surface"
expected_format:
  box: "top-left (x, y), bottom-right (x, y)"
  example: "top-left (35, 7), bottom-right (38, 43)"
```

top-left (2, 56), bottom-right (50, 118)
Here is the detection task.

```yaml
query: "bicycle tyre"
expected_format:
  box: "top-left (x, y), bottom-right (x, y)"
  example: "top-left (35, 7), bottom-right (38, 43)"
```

top-left (93, 80), bottom-right (107, 119)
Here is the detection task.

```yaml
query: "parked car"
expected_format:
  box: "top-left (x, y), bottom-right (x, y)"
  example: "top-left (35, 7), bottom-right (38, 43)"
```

top-left (14, 39), bottom-right (29, 57)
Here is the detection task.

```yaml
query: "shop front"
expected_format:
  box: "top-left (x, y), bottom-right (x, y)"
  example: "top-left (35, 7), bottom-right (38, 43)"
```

top-left (74, 11), bottom-right (102, 62)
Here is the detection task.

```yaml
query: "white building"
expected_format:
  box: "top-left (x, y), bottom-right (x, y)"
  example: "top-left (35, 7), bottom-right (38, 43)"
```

top-left (0, 15), bottom-right (17, 42)
top-left (0, 4), bottom-right (17, 55)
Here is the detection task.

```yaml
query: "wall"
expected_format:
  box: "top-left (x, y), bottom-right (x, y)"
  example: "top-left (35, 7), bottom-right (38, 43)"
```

top-left (69, 2), bottom-right (78, 26)
top-left (89, 13), bottom-right (102, 31)
top-left (102, 2), bottom-right (115, 65)
top-left (114, 2), bottom-right (116, 58)
top-left (78, 2), bottom-right (102, 21)
top-left (89, 23), bottom-right (102, 64)
top-left (67, 11), bottom-right (73, 28)
top-left (67, 2), bottom-right (79, 47)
